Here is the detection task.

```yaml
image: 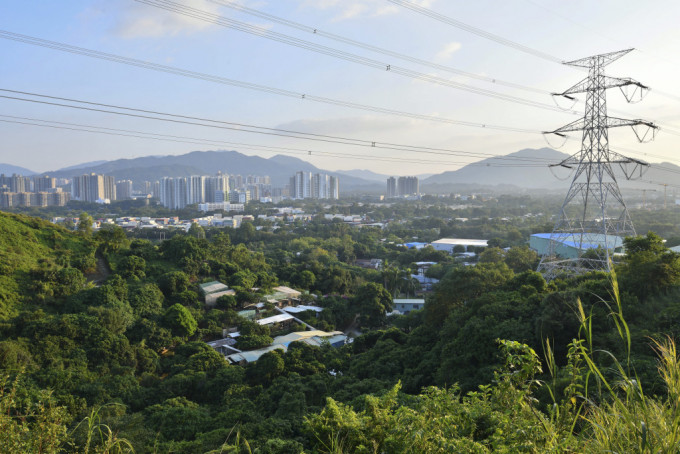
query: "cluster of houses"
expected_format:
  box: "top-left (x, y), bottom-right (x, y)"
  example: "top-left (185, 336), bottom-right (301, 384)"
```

top-left (52, 206), bottom-right (375, 233)
top-left (201, 281), bottom-right (350, 365)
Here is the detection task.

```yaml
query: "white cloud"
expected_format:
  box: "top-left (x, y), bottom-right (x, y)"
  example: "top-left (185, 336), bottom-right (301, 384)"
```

top-left (435, 41), bottom-right (462, 61)
top-left (114, 0), bottom-right (224, 38)
top-left (300, 0), bottom-right (436, 21)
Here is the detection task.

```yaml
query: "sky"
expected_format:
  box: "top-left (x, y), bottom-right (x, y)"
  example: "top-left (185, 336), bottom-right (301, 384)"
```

top-left (1, 0), bottom-right (680, 177)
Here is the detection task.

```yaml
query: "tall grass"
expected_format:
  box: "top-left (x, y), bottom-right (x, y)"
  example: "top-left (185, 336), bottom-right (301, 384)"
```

top-left (543, 267), bottom-right (680, 453)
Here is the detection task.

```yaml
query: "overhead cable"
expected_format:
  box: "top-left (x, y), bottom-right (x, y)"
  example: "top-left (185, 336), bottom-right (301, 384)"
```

top-left (0, 89), bottom-right (558, 163)
top-left (0, 30), bottom-right (543, 134)
top-left (385, 0), bottom-right (564, 63)
top-left (133, 0), bottom-right (576, 114)
top-left (209, 0), bottom-right (548, 94)
top-left (0, 114), bottom-right (548, 168)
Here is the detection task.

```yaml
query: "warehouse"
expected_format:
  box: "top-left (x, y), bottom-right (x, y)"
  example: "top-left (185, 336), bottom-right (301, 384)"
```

top-left (530, 233), bottom-right (624, 259)
top-left (430, 238), bottom-right (488, 253)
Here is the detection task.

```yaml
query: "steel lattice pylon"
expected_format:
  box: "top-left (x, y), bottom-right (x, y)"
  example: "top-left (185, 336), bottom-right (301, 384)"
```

top-left (537, 49), bottom-right (657, 280)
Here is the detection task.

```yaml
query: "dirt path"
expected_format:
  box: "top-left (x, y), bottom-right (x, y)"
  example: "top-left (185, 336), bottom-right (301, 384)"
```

top-left (87, 255), bottom-right (111, 285)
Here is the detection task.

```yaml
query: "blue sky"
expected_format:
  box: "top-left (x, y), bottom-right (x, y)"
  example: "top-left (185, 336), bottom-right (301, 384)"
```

top-left (1, 0), bottom-right (679, 176)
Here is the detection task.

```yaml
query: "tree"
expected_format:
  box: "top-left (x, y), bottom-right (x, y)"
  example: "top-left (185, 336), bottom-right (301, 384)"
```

top-left (120, 255), bottom-right (146, 279)
top-left (164, 303), bottom-right (198, 337)
top-left (504, 246), bottom-right (539, 273)
top-left (53, 267), bottom-right (86, 297)
top-left (295, 270), bottom-right (316, 290)
top-left (77, 212), bottom-right (93, 236)
top-left (95, 225), bottom-right (129, 254)
top-left (426, 262), bottom-right (513, 327)
top-left (624, 231), bottom-right (667, 255)
top-left (353, 282), bottom-right (393, 328)
top-left (187, 222), bottom-right (205, 239)
top-left (229, 270), bottom-right (257, 290)
top-left (479, 247), bottom-right (506, 264)
top-left (159, 271), bottom-right (190, 296)
top-left (248, 350), bottom-right (285, 385)
top-left (129, 283), bottom-right (164, 317)
top-left (216, 294), bottom-right (238, 310)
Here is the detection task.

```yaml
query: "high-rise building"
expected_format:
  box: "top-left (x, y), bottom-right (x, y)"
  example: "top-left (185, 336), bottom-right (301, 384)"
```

top-left (329, 176), bottom-right (339, 200)
top-left (386, 177), bottom-right (397, 198)
top-left (159, 177), bottom-right (188, 210)
top-left (293, 171), bottom-right (312, 199)
top-left (312, 173), bottom-right (328, 199)
top-left (397, 176), bottom-right (419, 197)
top-left (0, 174), bottom-right (31, 193)
top-left (0, 189), bottom-right (70, 208)
top-left (188, 176), bottom-right (206, 205)
top-left (205, 175), bottom-right (229, 203)
top-left (116, 180), bottom-right (133, 200)
top-left (71, 173), bottom-right (116, 202)
top-left (33, 175), bottom-right (56, 193)
top-left (289, 172), bottom-right (339, 200)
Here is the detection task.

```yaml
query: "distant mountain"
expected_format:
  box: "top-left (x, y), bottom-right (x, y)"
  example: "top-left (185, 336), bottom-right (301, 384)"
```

top-left (0, 164), bottom-right (36, 176)
top-left (54, 160), bottom-right (109, 173)
top-left (422, 148), bottom-right (572, 190)
top-left (336, 169), bottom-right (390, 182)
top-left (336, 169), bottom-right (436, 183)
top-left (40, 150), bottom-right (380, 190)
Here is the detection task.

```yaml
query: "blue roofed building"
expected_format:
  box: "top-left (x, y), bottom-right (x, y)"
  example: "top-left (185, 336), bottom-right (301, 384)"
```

top-left (530, 233), bottom-right (625, 259)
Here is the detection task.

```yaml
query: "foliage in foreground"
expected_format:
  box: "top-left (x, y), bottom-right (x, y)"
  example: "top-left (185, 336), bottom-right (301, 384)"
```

top-left (304, 276), bottom-right (680, 453)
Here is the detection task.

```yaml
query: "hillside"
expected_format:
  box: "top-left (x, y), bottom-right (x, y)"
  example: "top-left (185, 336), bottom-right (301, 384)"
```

top-left (422, 147), bottom-right (571, 190)
top-left (0, 209), bottom-right (679, 451)
top-left (42, 150), bottom-right (379, 190)
top-left (0, 163), bottom-right (36, 175)
top-left (0, 212), bottom-right (95, 318)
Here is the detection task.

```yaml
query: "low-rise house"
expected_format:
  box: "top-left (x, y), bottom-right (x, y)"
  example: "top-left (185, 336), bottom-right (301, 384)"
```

top-left (355, 259), bottom-right (383, 270)
top-left (224, 330), bottom-right (348, 365)
top-left (199, 281), bottom-right (236, 306)
top-left (264, 286), bottom-right (302, 307)
top-left (392, 298), bottom-right (426, 315)
top-left (206, 337), bottom-right (239, 356)
top-left (431, 238), bottom-right (488, 253)
top-left (256, 313), bottom-right (296, 330)
top-left (282, 305), bottom-right (324, 318)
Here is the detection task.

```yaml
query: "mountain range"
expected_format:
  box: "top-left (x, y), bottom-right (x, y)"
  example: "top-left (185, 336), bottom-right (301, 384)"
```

top-left (0, 164), bottom-right (36, 175)
top-left (4, 147), bottom-right (675, 194)
top-left (37, 150), bottom-right (381, 190)
top-left (422, 147), bottom-right (571, 190)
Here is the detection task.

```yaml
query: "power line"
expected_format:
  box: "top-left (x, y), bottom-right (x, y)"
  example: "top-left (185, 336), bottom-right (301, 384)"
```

top-left (385, 0), bottom-right (564, 64)
top-left (389, 0), bottom-right (680, 106)
top-left (0, 30), bottom-right (543, 134)
top-left (0, 89), bottom-right (558, 164)
top-left (209, 0), bottom-right (549, 95)
top-left (0, 114), bottom-right (548, 168)
top-left (133, 0), bottom-right (576, 114)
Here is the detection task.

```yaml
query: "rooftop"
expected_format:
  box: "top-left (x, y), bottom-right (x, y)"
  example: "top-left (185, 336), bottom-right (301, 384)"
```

top-left (531, 233), bottom-right (624, 250)
top-left (199, 281), bottom-right (230, 294)
top-left (256, 313), bottom-right (295, 325)
top-left (282, 305), bottom-right (324, 314)
top-left (432, 238), bottom-right (489, 247)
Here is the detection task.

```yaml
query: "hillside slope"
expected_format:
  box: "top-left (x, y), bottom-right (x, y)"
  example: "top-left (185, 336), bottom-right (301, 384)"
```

top-left (0, 212), bottom-right (94, 318)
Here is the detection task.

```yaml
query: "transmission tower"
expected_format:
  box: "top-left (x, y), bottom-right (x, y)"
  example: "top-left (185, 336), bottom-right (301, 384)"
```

top-left (537, 49), bottom-right (657, 280)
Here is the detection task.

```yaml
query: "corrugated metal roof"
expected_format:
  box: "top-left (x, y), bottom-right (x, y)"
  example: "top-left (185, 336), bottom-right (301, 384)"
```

top-left (226, 344), bottom-right (286, 363)
top-left (283, 305), bottom-right (324, 314)
top-left (432, 238), bottom-right (488, 247)
top-left (199, 281), bottom-right (230, 294)
top-left (256, 313), bottom-right (295, 325)
top-left (531, 233), bottom-right (624, 250)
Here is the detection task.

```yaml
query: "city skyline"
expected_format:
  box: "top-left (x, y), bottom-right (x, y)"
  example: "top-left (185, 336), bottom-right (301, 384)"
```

top-left (2, 1), bottom-right (680, 177)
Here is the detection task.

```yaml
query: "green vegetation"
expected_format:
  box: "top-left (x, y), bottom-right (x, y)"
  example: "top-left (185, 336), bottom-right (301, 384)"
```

top-left (2, 203), bottom-right (680, 453)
